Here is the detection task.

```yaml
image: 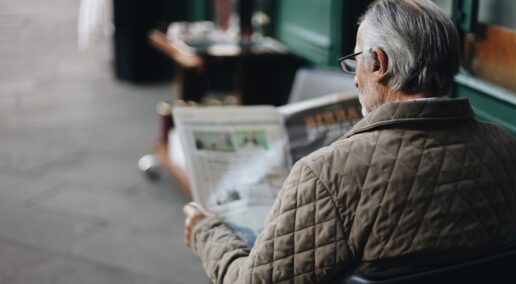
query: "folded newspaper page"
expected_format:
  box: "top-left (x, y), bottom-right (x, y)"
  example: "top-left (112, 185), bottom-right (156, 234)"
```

top-left (173, 106), bottom-right (291, 244)
top-left (279, 92), bottom-right (362, 164)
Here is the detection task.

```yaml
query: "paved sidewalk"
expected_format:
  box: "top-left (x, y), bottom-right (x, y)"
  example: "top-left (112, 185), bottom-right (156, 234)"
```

top-left (0, 0), bottom-right (208, 282)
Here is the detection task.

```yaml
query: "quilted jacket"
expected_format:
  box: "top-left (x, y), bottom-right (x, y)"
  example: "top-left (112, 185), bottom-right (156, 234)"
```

top-left (190, 97), bottom-right (516, 283)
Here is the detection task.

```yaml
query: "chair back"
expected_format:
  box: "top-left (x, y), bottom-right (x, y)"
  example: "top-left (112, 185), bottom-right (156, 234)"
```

top-left (347, 245), bottom-right (516, 284)
top-left (287, 68), bottom-right (355, 104)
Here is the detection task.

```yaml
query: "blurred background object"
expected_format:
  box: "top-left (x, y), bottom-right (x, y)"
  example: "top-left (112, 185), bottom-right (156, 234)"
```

top-left (138, 154), bottom-right (162, 181)
top-left (77, 0), bottom-right (113, 50)
top-left (111, 0), bottom-right (187, 83)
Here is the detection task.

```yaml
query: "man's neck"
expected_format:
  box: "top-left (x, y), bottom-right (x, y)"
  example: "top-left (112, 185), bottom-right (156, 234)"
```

top-left (383, 89), bottom-right (427, 103)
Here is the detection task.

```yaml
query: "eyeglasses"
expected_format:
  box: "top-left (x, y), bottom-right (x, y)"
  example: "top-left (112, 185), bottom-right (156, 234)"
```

top-left (338, 51), bottom-right (363, 74)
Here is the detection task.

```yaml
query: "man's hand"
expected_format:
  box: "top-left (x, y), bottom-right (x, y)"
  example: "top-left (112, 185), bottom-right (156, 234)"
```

top-left (182, 202), bottom-right (214, 247)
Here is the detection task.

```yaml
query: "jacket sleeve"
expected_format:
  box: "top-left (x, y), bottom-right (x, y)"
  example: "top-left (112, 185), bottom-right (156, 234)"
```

top-left (190, 160), bottom-right (356, 283)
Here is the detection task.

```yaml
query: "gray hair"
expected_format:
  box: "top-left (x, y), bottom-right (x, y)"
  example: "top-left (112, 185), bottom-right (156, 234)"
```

top-left (359, 0), bottom-right (460, 96)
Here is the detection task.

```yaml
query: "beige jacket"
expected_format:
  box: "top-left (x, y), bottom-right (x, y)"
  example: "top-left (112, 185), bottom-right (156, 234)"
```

top-left (190, 98), bottom-right (516, 283)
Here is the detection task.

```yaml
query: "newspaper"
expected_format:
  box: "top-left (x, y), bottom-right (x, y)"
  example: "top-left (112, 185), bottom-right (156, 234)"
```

top-left (173, 93), bottom-right (362, 245)
top-left (174, 106), bottom-right (290, 245)
top-left (279, 92), bottom-right (362, 164)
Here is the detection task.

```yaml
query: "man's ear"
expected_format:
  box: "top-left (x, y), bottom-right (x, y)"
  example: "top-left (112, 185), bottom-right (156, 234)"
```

top-left (370, 47), bottom-right (388, 82)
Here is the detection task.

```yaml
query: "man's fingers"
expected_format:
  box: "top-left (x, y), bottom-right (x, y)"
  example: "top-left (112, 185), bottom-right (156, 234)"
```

top-left (184, 215), bottom-right (197, 247)
top-left (183, 203), bottom-right (197, 216)
top-left (185, 216), bottom-right (198, 231)
top-left (197, 206), bottom-right (215, 217)
top-left (183, 202), bottom-right (211, 249)
top-left (184, 230), bottom-right (191, 247)
top-left (184, 202), bottom-right (214, 217)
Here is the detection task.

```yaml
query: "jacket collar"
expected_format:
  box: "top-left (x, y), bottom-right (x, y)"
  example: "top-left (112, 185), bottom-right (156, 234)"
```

top-left (344, 97), bottom-right (475, 138)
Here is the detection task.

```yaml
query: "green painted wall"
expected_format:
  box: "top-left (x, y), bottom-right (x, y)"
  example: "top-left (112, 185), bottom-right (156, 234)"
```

top-left (275, 0), bottom-right (339, 66)
top-left (454, 74), bottom-right (516, 137)
top-left (273, 0), bottom-right (370, 67)
top-left (189, 0), bottom-right (211, 21)
top-left (478, 0), bottom-right (516, 29)
top-left (432, 0), bottom-right (453, 15)
top-left (432, 0), bottom-right (516, 29)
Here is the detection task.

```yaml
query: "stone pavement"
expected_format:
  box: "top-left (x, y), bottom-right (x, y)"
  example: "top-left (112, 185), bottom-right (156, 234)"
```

top-left (0, 0), bottom-right (208, 282)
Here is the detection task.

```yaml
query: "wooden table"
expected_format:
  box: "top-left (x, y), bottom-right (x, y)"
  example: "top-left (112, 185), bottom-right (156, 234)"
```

top-left (148, 29), bottom-right (302, 105)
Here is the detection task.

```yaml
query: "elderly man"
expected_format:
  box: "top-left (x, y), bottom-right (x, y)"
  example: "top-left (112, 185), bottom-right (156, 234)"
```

top-left (183, 0), bottom-right (516, 282)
